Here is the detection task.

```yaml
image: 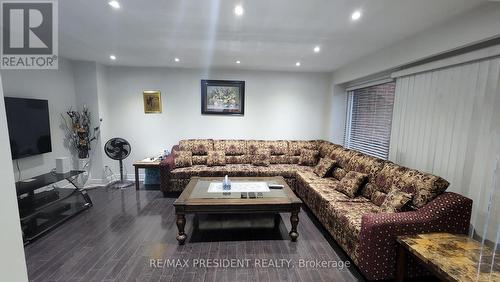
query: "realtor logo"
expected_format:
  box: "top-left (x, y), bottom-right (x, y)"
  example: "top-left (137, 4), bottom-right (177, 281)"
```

top-left (1, 1), bottom-right (58, 69)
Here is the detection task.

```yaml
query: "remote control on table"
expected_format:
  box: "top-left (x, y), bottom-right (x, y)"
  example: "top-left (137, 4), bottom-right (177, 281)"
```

top-left (248, 192), bottom-right (256, 198)
top-left (268, 184), bottom-right (284, 189)
top-left (241, 192), bottom-right (247, 199)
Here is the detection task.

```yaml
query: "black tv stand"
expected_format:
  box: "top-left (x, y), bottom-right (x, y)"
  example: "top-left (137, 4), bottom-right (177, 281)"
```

top-left (16, 170), bottom-right (93, 244)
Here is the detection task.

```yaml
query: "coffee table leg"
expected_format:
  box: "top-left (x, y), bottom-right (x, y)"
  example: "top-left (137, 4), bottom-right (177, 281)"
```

top-left (176, 214), bottom-right (187, 245)
top-left (289, 210), bottom-right (299, 242)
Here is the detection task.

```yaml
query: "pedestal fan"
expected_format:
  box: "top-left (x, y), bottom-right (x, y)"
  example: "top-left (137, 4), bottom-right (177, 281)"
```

top-left (104, 138), bottom-right (133, 189)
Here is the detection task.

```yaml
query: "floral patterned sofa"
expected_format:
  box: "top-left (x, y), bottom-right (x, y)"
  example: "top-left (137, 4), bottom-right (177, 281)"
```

top-left (159, 139), bottom-right (472, 280)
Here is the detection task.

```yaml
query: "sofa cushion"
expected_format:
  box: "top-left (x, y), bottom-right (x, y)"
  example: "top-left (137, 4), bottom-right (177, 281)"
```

top-left (374, 162), bottom-right (409, 193)
top-left (395, 169), bottom-right (450, 208)
top-left (170, 164), bottom-right (253, 178)
top-left (207, 151), bottom-right (226, 166)
top-left (247, 140), bottom-right (268, 155)
top-left (302, 182), bottom-right (344, 220)
top-left (329, 201), bottom-right (381, 237)
top-left (170, 164), bottom-right (307, 179)
top-left (314, 158), bottom-right (337, 178)
top-left (179, 139), bottom-right (213, 155)
top-left (292, 169), bottom-right (335, 191)
top-left (296, 170), bottom-right (322, 187)
top-left (331, 167), bottom-right (348, 180)
top-left (380, 186), bottom-right (412, 212)
top-left (225, 155), bottom-right (249, 164)
top-left (330, 147), bottom-right (356, 167)
top-left (269, 155), bottom-right (290, 164)
top-left (309, 183), bottom-right (371, 204)
top-left (173, 151), bottom-right (192, 168)
top-left (319, 142), bottom-right (343, 158)
top-left (288, 141), bottom-right (317, 156)
top-left (192, 155), bottom-right (207, 165)
top-left (360, 183), bottom-right (378, 200)
top-left (336, 171), bottom-right (367, 198)
top-left (252, 149), bottom-right (271, 167)
top-left (347, 154), bottom-right (385, 184)
top-left (214, 140), bottom-right (247, 156)
top-left (324, 201), bottom-right (381, 262)
top-left (254, 164), bottom-right (310, 178)
top-left (267, 140), bottom-right (289, 155)
top-left (299, 149), bottom-right (319, 166)
top-left (288, 156), bottom-right (300, 164)
top-left (370, 190), bottom-right (387, 206)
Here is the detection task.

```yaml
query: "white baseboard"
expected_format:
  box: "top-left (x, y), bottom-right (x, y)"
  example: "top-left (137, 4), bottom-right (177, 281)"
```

top-left (82, 173), bottom-right (159, 188)
top-left (125, 173), bottom-right (145, 181)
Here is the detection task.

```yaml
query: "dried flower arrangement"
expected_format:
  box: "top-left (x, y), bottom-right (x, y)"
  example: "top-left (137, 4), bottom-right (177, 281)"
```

top-left (62, 105), bottom-right (100, 159)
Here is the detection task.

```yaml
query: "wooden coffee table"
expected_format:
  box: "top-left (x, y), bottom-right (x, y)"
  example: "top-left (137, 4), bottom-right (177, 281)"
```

top-left (173, 176), bottom-right (302, 245)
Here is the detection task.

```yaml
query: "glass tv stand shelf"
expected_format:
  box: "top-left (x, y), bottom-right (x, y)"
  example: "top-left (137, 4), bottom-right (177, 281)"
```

top-left (16, 170), bottom-right (93, 244)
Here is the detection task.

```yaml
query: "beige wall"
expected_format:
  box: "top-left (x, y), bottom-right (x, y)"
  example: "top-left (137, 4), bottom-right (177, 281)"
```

top-left (100, 66), bottom-right (332, 177)
top-left (1, 59), bottom-right (78, 180)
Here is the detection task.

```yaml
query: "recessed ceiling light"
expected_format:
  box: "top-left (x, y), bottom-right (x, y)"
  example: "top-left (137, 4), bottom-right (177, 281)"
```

top-left (236, 60), bottom-right (241, 64)
top-left (174, 57), bottom-right (180, 62)
top-left (109, 54), bottom-right (116, 60)
top-left (351, 10), bottom-right (362, 21)
top-left (234, 5), bottom-right (244, 16)
top-left (108, 0), bottom-right (120, 9)
top-left (295, 62), bottom-right (301, 67)
top-left (313, 46), bottom-right (320, 53)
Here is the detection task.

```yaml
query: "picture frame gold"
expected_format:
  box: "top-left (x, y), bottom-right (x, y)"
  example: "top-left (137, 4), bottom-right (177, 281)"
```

top-left (143, 90), bottom-right (162, 113)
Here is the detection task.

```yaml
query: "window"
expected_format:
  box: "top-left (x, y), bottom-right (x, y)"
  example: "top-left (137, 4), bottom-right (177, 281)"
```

top-left (344, 82), bottom-right (395, 159)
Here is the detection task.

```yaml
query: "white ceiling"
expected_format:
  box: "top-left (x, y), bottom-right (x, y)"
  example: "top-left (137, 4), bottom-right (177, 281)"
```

top-left (59, 0), bottom-right (485, 72)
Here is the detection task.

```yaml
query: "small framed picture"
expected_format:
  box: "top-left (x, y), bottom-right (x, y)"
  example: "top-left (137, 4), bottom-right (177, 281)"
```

top-left (143, 90), bottom-right (162, 113)
top-left (201, 80), bottom-right (245, 115)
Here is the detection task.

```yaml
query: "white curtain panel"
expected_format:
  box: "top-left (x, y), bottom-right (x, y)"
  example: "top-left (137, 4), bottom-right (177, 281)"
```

top-left (390, 57), bottom-right (500, 242)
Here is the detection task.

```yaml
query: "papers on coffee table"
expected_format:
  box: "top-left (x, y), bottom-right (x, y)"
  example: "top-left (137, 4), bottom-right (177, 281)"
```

top-left (207, 182), bottom-right (270, 193)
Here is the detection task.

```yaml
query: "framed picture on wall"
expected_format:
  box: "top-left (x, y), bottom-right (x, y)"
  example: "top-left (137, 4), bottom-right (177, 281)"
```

top-left (201, 80), bottom-right (245, 115)
top-left (143, 90), bottom-right (162, 113)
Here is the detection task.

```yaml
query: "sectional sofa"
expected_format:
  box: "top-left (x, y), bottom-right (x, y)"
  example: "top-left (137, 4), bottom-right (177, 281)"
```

top-left (159, 139), bottom-right (472, 280)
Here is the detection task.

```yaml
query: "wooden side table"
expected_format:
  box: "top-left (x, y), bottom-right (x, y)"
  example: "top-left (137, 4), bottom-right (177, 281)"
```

top-left (396, 232), bottom-right (500, 281)
top-left (132, 160), bottom-right (161, 190)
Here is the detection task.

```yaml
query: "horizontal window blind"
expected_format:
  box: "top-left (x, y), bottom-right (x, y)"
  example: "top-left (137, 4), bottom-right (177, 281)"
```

top-left (345, 82), bottom-right (395, 159)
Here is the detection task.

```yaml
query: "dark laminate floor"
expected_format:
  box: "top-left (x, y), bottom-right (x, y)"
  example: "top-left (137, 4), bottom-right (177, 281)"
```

top-left (24, 184), bottom-right (364, 282)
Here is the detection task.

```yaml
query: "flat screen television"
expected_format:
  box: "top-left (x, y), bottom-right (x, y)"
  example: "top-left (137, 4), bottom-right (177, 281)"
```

top-left (5, 97), bottom-right (52, 159)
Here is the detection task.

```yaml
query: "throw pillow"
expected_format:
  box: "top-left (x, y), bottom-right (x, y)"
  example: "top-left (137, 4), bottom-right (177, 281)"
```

top-left (380, 186), bottom-right (412, 212)
top-left (252, 149), bottom-right (271, 166)
top-left (313, 158), bottom-right (337, 178)
top-left (360, 183), bottom-right (377, 199)
top-left (331, 167), bottom-right (348, 180)
top-left (336, 171), bottom-right (367, 198)
top-left (174, 150), bottom-right (192, 168)
top-left (299, 149), bottom-right (319, 166)
top-left (207, 150), bottom-right (226, 166)
top-left (371, 191), bottom-right (387, 206)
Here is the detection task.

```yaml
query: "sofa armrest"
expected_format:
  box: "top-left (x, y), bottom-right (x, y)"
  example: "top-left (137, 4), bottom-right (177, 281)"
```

top-left (159, 145), bottom-right (179, 194)
top-left (356, 192), bottom-right (472, 280)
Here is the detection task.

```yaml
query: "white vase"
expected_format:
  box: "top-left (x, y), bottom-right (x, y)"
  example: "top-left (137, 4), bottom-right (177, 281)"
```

top-left (77, 158), bottom-right (90, 187)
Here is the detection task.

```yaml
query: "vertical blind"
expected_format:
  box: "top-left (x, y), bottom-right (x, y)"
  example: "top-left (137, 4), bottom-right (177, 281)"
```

top-left (390, 57), bottom-right (500, 243)
top-left (345, 82), bottom-right (396, 159)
